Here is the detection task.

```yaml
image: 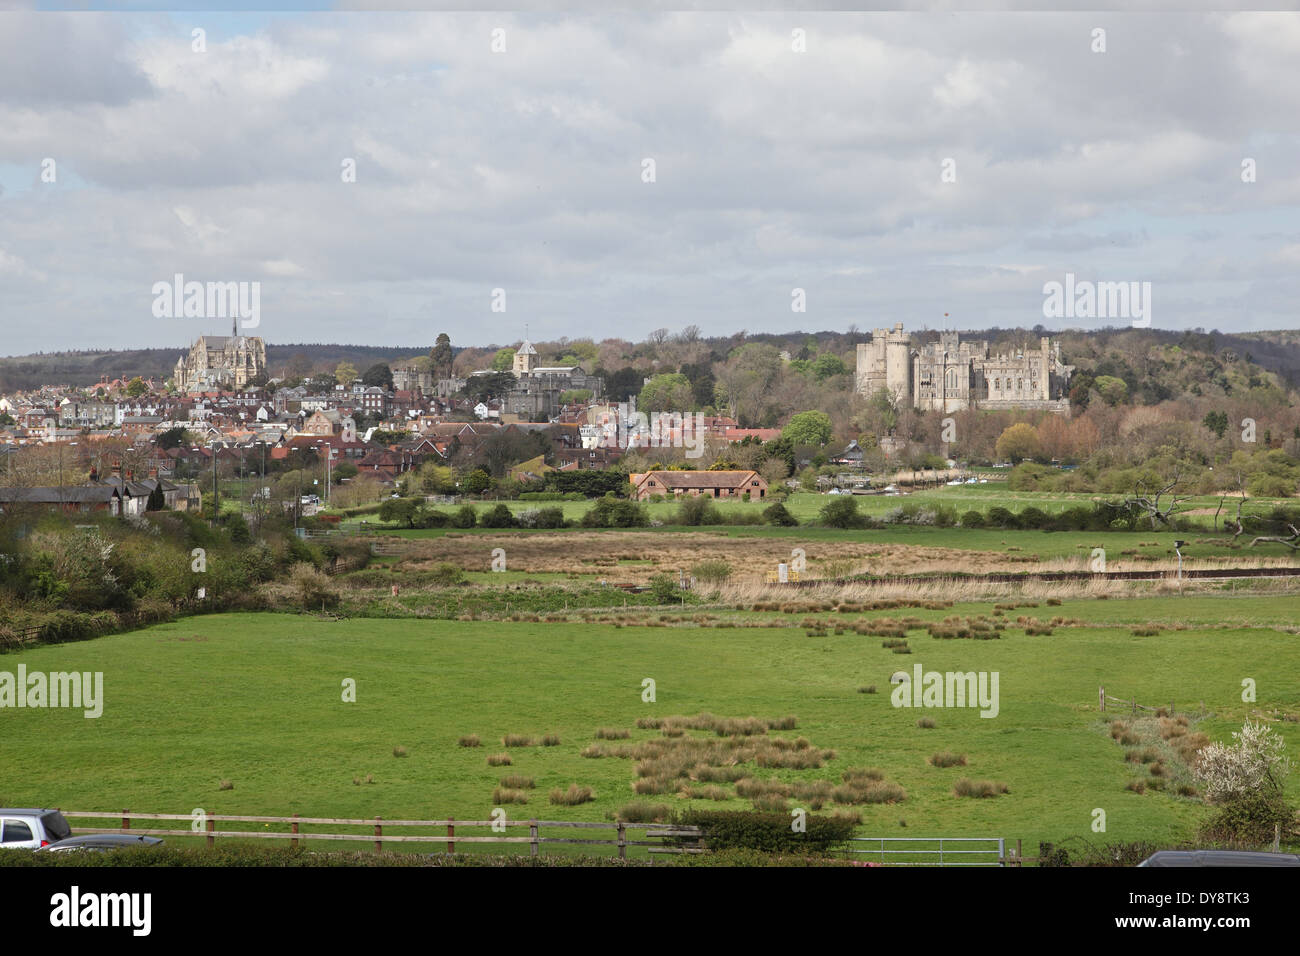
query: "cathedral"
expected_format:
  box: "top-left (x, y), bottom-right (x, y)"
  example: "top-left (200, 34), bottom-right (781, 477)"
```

top-left (856, 324), bottom-right (1073, 414)
top-left (173, 328), bottom-right (267, 392)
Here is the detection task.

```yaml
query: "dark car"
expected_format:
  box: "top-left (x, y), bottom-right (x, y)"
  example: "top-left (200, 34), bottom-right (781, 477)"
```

top-left (1138, 850), bottom-right (1300, 867)
top-left (35, 834), bottom-right (164, 853)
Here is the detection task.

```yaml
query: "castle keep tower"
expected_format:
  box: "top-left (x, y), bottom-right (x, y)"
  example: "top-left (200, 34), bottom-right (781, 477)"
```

top-left (855, 323), bottom-right (912, 404)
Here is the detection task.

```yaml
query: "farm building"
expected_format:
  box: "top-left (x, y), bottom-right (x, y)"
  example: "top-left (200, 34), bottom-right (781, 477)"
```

top-left (629, 470), bottom-right (768, 501)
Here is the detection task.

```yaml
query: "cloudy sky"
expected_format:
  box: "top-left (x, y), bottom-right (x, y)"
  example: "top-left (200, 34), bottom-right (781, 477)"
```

top-left (1, 7), bottom-right (1298, 355)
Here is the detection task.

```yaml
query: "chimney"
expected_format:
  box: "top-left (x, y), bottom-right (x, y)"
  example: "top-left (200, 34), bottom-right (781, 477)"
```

top-left (89, 466), bottom-right (98, 482)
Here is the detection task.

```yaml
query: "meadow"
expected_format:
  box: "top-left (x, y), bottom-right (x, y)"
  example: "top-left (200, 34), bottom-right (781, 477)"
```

top-left (4, 594), bottom-right (1297, 859)
top-left (338, 487), bottom-right (1295, 526)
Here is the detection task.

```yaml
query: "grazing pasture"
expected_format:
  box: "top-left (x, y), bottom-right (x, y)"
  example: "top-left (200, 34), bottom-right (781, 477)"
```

top-left (3, 595), bottom-right (1297, 857)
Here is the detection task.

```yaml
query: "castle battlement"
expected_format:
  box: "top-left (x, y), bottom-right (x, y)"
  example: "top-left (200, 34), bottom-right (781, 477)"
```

top-left (855, 326), bottom-right (1072, 413)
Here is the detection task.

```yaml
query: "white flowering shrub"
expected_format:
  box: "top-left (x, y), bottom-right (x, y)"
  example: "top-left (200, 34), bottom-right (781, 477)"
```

top-left (1193, 719), bottom-right (1291, 804)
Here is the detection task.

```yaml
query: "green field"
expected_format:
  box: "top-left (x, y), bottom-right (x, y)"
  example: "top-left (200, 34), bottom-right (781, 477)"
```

top-left (4, 596), bottom-right (1297, 858)
top-left (335, 487), bottom-right (1296, 531)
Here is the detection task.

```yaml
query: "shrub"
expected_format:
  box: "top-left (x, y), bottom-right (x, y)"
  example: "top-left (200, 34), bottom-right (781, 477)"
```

top-left (763, 502), bottom-right (799, 526)
top-left (648, 573), bottom-right (679, 604)
top-left (612, 801), bottom-right (672, 823)
top-left (428, 563), bottom-right (467, 586)
top-left (1192, 719), bottom-right (1292, 804)
top-left (929, 752), bottom-right (967, 768)
top-left (676, 495), bottom-right (722, 526)
top-left (499, 774), bottom-right (535, 790)
top-left (533, 507), bottom-right (567, 529)
top-left (953, 778), bottom-right (1009, 798)
top-left (218, 779), bottom-right (234, 791)
top-left (486, 753), bottom-right (513, 767)
top-left (479, 504), bottom-right (518, 529)
top-left (986, 506), bottom-right (1016, 528)
top-left (549, 784), bottom-right (596, 805)
top-left (458, 734), bottom-right (481, 748)
top-left (502, 734), bottom-right (535, 748)
top-left (819, 496), bottom-right (866, 529)
top-left (916, 717), bottom-right (936, 729)
top-left (289, 562), bottom-right (340, 610)
top-left (842, 768), bottom-right (885, 783)
top-left (594, 728), bottom-right (630, 740)
top-left (412, 508), bottom-right (451, 529)
top-left (692, 560), bottom-right (732, 584)
top-left (581, 497), bottom-right (649, 528)
top-left (858, 685), bottom-right (877, 694)
top-left (451, 504), bottom-right (478, 528)
top-left (541, 734), bottom-right (561, 747)
top-left (392, 746), bottom-right (407, 758)
top-left (492, 787), bottom-right (529, 804)
top-left (1017, 507), bottom-right (1050, 529)
top-left (833, 781), bottom-right (906, 805)
top-left (679, 810), bottom-right (856, 854)
top-left (686, 784), bottom-right (730, 801)
top-left (960, 510), bottom-right (985, 527)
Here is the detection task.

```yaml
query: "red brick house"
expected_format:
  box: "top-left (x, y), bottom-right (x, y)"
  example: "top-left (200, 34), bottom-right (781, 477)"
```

top-left (629, 470), bottom-right (768, 501)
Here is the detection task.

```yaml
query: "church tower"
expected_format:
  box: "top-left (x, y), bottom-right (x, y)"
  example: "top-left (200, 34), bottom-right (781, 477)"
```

top-left (513, 340), bottom-right (538, 377)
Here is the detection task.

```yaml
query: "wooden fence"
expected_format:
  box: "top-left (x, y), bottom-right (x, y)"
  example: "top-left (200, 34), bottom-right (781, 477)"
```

top-left (60, 811), bottom-right (703, 859)
top-left (0, 624), bottom-right (41, 649)
top-left (1099, 686), bottom-right (1200, 716)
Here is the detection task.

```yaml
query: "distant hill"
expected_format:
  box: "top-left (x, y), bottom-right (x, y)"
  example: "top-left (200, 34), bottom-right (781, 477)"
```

top-left (0, 344), bottom-right (432, 392)
top-left (4, 326), bottom-right (1300, 395)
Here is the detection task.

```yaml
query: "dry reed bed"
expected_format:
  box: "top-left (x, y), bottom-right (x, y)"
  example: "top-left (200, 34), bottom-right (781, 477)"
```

top-left (391, 533), bottom-right (1060, 582)
top-left (385, 531), bottom-right (1295, 585)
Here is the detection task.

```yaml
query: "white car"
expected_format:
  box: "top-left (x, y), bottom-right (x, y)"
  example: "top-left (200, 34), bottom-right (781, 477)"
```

top-left (0, 809), bottom-right (73, 849)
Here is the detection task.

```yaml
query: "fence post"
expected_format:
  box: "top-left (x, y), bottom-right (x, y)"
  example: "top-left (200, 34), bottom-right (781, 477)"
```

top-left (1132, 698), bottom-right (1137, 717)
top-left (206, 814), bottom-right (214, 848)
top-left (374, 817), bottom-right (382, 853)
top-left (1016, 839), bottom-right (1022, 867)
top-left (122, 808), bottom-right (129, 833)
top-left (291, 813), bottom-right (299, 850)
top-left (1099, 686), bottom-right (1104, 712)
top-left (529, 820), bottom-right (539, 858)
top-left (617, 822), bottom-right (626, 860)
top-left (447, 818), bottom-right (455, 855)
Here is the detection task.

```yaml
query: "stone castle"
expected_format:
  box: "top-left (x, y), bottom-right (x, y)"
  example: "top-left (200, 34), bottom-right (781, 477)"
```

top-left (855, 324), bottom-right (1073, 413)
top-left (174, 330), bottom-right (267, 392)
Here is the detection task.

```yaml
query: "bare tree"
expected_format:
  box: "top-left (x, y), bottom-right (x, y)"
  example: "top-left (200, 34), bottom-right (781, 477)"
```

top-left (1250, 524), bottom-right (1300, 550)
top-left (647, 328), bottom-right (669, 347)
top-left (1214, 472), bottom-right (1247, 540)
top-left (1124, 472), bottom-right (1191, 529)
